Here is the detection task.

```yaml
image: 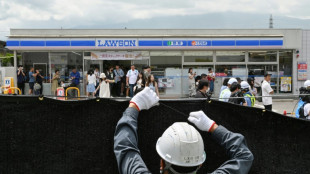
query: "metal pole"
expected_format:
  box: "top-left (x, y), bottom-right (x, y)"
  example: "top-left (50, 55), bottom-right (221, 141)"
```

top-left (14, 50), bottom-right (17, 87)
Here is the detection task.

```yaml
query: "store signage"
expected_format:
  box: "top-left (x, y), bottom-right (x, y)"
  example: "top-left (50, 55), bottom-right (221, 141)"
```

top-left (163, 40), bottom-right (187, 46)
top-left (96, 39), bottom-right (138, 47)
top-left (298, 62), bottom-right (307, 81)
top-left (91, 52), bottom-right (142, 60)
top-left (280, 77), bottom-right (292, 92)
top-left (188, 40), bottom-right (211, 46)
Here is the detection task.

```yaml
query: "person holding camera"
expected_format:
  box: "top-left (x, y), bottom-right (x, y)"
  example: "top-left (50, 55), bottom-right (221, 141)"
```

top-left (188, 68), bottom-right (196, 97)
top-left (228, 82), bottom-right (247, 106)
top-left (17, 65), bottom-right (25, 95)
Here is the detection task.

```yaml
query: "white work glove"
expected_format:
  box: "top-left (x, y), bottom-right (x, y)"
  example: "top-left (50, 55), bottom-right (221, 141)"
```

top-left (130, 87), bottom-right (159, 111)
top-left (188, 111), bottom-right (215, 132)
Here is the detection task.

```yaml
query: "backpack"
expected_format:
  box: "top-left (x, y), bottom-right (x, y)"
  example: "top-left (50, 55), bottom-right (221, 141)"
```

top-left (299, 103), bottom-right (309, 119)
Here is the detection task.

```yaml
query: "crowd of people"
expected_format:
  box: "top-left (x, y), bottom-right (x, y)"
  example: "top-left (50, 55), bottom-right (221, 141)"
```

top-left (83, 64), bottom-right (158, 98)
top-left (191, 67), bottom-right (274, 111)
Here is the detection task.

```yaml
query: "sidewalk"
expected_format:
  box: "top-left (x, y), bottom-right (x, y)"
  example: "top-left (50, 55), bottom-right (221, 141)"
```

top-left (255, 99), bottom-right (299, 117)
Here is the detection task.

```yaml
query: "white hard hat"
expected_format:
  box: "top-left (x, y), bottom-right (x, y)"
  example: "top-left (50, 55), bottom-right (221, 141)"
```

top-left (241, 81), bottom-right (250, 89)
top-left (228, 78), bottom-right (237, 85)
top-left (100, 73), bottom-right (106, 79)
top-left (156, 122), bottom-right (206, 167)
top-left (304, 80), bottom-right (310, 87)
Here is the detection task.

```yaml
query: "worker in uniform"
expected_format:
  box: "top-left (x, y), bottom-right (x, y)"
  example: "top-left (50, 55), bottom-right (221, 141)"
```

top-left (219, 78), bottom-right (237, 102)
top-left (114, 87), bottom-right (254, 174)
top-left (241, 81), bottom-right (255, 107)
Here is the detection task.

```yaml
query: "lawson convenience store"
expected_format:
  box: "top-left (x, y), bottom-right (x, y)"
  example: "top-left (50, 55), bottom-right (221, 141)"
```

top-left (6, 29), bottom-right (301, 97)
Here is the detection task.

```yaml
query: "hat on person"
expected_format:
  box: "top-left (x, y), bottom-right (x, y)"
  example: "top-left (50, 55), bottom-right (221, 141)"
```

top-left (304, 80), bottom-right (310, 87)
top-left (264, 72), bottom-right (272, 77)
top-left (227, 78), bottom-right (237, 85)
top-left (241, 81), bottom-right (250, 89)
top-left (100, 73), bottom-right (106, 79)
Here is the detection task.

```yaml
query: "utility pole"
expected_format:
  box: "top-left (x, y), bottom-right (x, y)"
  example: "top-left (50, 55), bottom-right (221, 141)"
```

top-left (269, 14), bottom-right (273, 29)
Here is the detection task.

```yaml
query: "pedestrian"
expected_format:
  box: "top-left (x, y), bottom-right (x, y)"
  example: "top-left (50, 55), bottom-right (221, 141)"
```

top-left (195, 79), bottom-right (210, 98)
top-left (106, 66), bottom-right (115, 97)
top-left (188, 68), bottom-right (196, 97)
top-left (35, 69), bottom-right (44, 95)
top-left (126, 65), bottom-right (138, 98)
top-left (241, 81), bottom-right (255, 107)
top-left (134, 72), bottom-right (145, 94)
top-left (86, 69), bottom-right (96, 97)
top-left (28, 67), bottom-right (35, 95)
top-left (146, 74), bottom-right (159, 96)
top-left (200, 73), bottom-right (208, 81)
top-left (262, 72), bottom-right (274, 111)
top-left (228, 82), bottom-right (247, 106)
top-left (17, 65), bottom-right (25, 95)
top-left (247, 77), bottom-right (257, 96)
top-left (236, 77), bottom-right (242, 84)
top-left (94, 73), bottom-right (114, 98)
top-left (51, 69), bottom-right (60, 95)
top-left (94, 67), bottom-right (100, 97)
top-left (69, 68), bottom-right (80, 97)
top-left (219, 78), bottom-right (237, 102)
top-left (207, 68), bottom-right (215, 93)
top-left (296, 80), bottom-right (310, 118)
top-left (220, 78), bottom-right (230, 94)
top-left (114, 65), bottom-right (124, 97)
top-left (143, 65), bottom-right (151, 82)
top-left (114, 87), bottom-right (253, 174)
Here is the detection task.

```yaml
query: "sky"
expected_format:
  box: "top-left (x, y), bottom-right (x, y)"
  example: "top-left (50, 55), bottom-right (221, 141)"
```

top-left (0, 0), bottom-right (310, 40)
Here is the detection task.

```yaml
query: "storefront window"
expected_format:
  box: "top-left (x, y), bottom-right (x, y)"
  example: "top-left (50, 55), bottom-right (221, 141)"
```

top-left (215, 65), bottom-right (246, 77)
top-left (50, 52), bottom-right (83, 83)
top-left (184, 51), bottom-right (213, 62)
top-left (249, 51), bottom-right (277, 62)
top-left (22, 52), bottom-right (49, 82)
top-left (248, 65), bottom-right (278, 93)
top-left (216, 51), bottom-right (245, 62)
top-left (150, 51), bottom-right (182, 97)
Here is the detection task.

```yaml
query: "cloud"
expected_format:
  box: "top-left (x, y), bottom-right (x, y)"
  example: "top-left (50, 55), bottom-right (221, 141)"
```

top-left (0, 0), bottom-right (309, 40)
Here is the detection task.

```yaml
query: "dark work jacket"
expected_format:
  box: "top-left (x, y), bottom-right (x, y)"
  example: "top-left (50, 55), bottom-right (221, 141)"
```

top-left (106, 71), bottom-right (115, 81)
top-left (114, 108), bottom-right (254, 174)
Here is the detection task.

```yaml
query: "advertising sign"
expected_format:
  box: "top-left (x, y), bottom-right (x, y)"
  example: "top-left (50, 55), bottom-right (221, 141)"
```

top-left (91, 52), bottom-right (143, 60)
top-left (280, 77), bottom-right (292, 92)
top-left (298, 62), bottom-right (307, 81)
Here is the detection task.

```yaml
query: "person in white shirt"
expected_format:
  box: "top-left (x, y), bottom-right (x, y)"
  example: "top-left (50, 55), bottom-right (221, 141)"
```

top-left (188, 68), bottom-right (196, 97)
top-left (94, 67), bottom-right (100, 97)
top-left (126, 65), bottom-right (139, 98)
top-left (219, 78), bottom-right (237, 102)
top-left (94, 73), bottom-right (115, 98)
top-left (261, 73), bottom-right (274, 111)
top-left (86, 69), bottom-right (96, 97)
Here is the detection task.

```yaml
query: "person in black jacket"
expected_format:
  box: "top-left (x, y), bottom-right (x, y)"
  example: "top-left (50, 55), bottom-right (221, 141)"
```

top-left (106, 66), bottom-right (116, 97)
top-left (114, 87), bottom-right (254, 174)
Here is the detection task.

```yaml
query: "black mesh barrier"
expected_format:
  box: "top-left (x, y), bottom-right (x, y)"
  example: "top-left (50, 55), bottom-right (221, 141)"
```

top-left (0, 96), bottom-right (309, 174)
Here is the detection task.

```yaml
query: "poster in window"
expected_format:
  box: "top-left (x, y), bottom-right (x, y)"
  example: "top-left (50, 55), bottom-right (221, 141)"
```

top-left (280, 77), bottom-right (292, 92)
top-left (298, 62), bottom-right (307, 81)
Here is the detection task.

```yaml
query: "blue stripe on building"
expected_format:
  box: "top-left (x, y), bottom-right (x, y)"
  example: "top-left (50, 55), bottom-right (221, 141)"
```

top-left (260, 40), bottom-right (283, 46)
top-left (236, 40), bottom-right (260, 46)
top-left (71, 40), bottom-right (96, 46)
top-left (46, 41), bottom-right (71, 46)
top-left (20, 41), bottom-right (45, 46)
top-left (139, 40), bottom-right (163, 46)
top-left (6, 41), bottom-right (20, 47)
top-left (212, 40), bottom-right (235, 46)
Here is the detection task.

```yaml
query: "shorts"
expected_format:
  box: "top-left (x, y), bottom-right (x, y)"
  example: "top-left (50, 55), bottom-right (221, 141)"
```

top-left (29, 82), bottom-right (34, 90)
top-left (87, 83), bottom-right (96, 93)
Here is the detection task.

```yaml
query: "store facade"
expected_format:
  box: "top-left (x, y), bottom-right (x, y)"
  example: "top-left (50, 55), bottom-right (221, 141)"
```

top-left (6, 29), bottom-right (302, 97)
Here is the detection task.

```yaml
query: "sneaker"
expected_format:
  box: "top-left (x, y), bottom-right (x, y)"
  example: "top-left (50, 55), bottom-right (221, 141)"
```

top-left (126, 96), bottom-right (130, 98)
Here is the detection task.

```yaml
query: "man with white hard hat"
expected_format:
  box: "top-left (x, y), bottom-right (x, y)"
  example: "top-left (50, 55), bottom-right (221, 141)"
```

top-left (241, 81), bottom-right (255, 107)
top-left (114, 87), bottom-right (254, 174)
top-left (219, 78), bottom-right (237, 102)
